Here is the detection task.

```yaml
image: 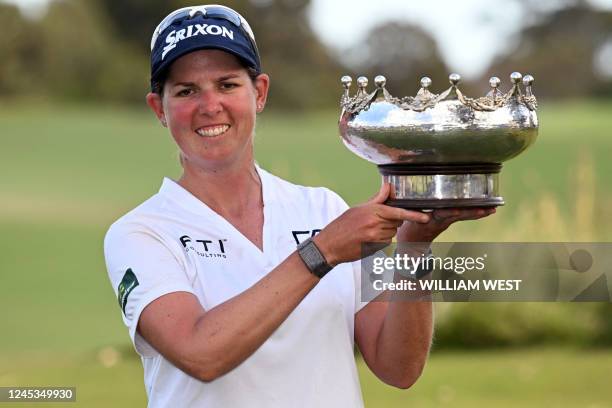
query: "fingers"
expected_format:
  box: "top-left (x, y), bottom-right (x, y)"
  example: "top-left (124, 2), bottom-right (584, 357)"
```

top-left (373, 205), bottom-right (494, 230)
top-left (364, 217), bottom-right (404, 242)
top-left (432, 208), bottom-right (461, 220)
top-left (367, 183), bottom-right (391, 205)
top-left (432, 207), bottom-right (496, 224)
top-left (459, 208), bottom-right (496, 222)
top-left (378, 219), bottom-right (404, 230)
top-left (396, 208), bottom-right (430, 223)
top-left (365, 183), bottom-right (431, 223)
top-left (455, 207), bottom-right (496, 221)
top-left (376, 205), bottom-right (431, 223)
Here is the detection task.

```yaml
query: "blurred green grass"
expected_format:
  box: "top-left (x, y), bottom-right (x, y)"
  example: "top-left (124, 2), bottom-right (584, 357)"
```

top-left (2, 348), bottom-right (611, 407)
top-left (1, 101), bottom-right (611, 406)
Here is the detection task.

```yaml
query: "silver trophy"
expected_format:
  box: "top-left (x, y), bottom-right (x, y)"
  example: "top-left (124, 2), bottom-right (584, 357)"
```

top-left (338, 72), bottom-right (539, 209)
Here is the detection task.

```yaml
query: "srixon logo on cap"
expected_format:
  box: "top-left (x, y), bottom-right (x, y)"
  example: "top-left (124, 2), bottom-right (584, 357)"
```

top-left (162, 24), bottom-right (235, 59)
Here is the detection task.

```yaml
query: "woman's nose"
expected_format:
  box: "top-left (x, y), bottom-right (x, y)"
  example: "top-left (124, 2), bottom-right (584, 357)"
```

top-left (198, 90), bottom-right (223, 115)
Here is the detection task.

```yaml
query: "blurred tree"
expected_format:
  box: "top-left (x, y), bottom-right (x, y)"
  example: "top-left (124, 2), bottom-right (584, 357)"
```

top-left (37, 0), bottom-right (113, 99)
top-left (0, 3), bottom-right (43, 96)
top-left (89, 0), bottom-right (183, 51)
top-left (343, 22), bottom-right (449, 97)
top-left (37, 0), bottom-right (149, 103)
top-left (509, 0), bottom-right (590, 22)
top-left (486, 4), bottom-right (612, 98)
top-left (92, 0), bottom-right (344, 109)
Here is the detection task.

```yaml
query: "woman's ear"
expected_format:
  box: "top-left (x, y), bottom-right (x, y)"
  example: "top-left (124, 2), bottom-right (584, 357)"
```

top-left (146, 92), bottom-right (167, 127)
top-left (254, 73), bottom-right (270, 113)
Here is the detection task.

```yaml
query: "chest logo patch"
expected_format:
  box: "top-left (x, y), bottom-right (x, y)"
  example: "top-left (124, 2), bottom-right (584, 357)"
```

top-left (180, 235), bottom-right (228, 258)
top-left (118, 268), bottom-right (139, 316)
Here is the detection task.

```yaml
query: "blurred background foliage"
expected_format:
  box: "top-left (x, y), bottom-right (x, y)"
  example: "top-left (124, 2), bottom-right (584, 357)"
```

top-left (1, 0), bottom-right (611, 107)
top-left (489, 1), bottom-right (612, 98)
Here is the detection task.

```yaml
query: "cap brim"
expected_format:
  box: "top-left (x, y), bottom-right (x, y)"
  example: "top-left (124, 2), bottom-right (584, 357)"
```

top-left (151, 42), bottom-right (259, 83)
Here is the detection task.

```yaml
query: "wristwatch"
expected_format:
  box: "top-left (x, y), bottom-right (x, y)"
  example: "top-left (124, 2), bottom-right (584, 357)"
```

top-left (297, 238), bottom-right (333, 278)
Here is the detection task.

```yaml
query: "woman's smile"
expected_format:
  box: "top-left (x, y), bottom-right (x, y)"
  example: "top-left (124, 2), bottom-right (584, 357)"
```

top-left (195, 124), bottom-right (231, 138)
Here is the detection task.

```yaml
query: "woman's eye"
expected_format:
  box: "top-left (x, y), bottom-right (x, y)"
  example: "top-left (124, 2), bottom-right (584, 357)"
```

top-left (176, 88), bottom-right (194, 97)
top-left (220, 82), bottom-right (239, 90)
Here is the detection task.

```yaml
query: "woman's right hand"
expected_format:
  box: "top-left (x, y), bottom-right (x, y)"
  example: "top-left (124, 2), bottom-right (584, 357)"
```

top-left (313, 183), bottom-right (430, 266)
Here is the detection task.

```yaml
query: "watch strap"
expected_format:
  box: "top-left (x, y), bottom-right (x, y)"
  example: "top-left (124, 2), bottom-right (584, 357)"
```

top-left (297, 238), bottom-right (333, 278)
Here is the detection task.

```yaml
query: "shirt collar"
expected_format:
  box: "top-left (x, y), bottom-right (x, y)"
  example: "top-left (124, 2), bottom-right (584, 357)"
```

top-left (158, 164), bottom-right (274, 216)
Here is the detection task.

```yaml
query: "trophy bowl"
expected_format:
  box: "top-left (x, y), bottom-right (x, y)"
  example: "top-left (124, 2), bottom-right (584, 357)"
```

top-left (338, 72), bottom-right (539, 209)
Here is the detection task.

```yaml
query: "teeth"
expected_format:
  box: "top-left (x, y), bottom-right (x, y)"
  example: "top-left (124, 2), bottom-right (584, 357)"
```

top-left (196, 125), bottom-right (229, 137)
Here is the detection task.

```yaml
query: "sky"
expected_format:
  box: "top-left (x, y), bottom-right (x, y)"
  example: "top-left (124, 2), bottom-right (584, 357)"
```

top-left (310, 0), bottom-right (525, 77)
top-left (309, 0), bottom-right (612, 78)
top-left (4, 0), bottom-right (612, 78)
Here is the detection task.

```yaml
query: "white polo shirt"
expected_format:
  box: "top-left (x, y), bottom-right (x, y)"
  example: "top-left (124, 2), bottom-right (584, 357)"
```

top-left (104, 166), bottom-right (368, 408)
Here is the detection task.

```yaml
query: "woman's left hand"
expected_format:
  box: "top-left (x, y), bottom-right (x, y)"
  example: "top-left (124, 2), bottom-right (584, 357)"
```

top-left (397, 207), bottom-right (497, 243)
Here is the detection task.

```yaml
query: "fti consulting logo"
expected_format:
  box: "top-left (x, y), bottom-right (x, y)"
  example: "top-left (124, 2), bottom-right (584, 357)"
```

top-left (180, 235), bottom-right (227, 258)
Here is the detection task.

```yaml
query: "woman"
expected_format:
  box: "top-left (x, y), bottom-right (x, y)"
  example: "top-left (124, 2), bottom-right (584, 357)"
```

top-left (104, 5), bottom-right (494, 407)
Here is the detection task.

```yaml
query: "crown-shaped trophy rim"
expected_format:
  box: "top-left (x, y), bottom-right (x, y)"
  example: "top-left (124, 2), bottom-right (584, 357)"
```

top-left (337, 71), bottom-right (539, 167)
top-left (339, 72), bottom-right (538, 114)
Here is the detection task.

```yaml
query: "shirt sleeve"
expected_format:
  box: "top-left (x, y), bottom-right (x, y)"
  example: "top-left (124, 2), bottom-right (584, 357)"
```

top-left (104, 224), bottom-right (196, 358)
